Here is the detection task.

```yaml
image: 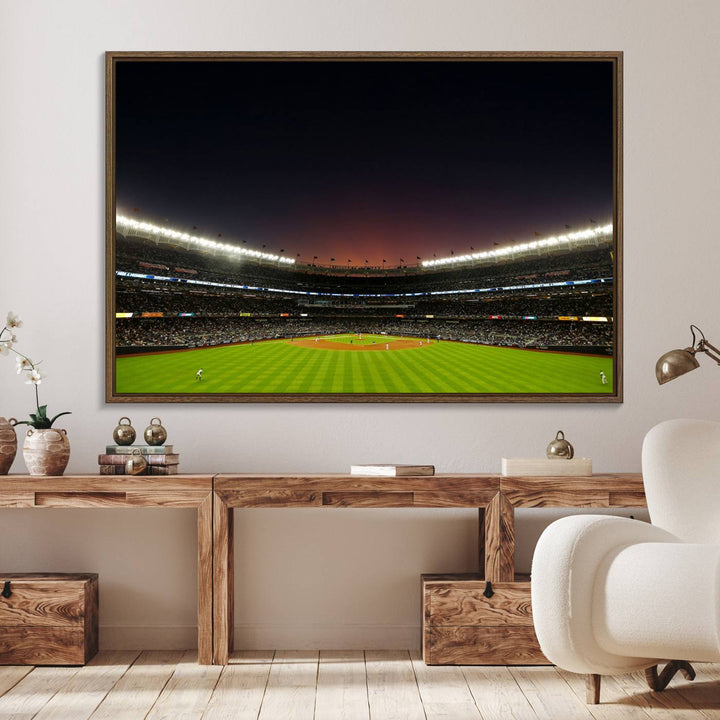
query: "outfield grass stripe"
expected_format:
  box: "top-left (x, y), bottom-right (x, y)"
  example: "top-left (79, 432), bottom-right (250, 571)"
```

top-left (391, 348), bottom-right (458, 393)
top-left (287, 343), bottom-right (328, 391)
top-left (315, 349), bottom-right (339, 393)
top-left (363, 352), bottom-right (394, 393)
top-left (342, 352), bottom-right (355, 393)
top-left (423, 343), bottom-right (491, 392)
top-left (351, 353), bottom-right (365, 393)
top-left (364, 351), bottom-right (410, 393)
top-left (448, 345), bottom-right (498, 392)
top-left (481, 348), bottom-right (538, 392)
top-left (409, 348), bottom-right (461, 393)
top-left (382, 352), bottom-right (425, 393)
top-left (302, 350), bottom-right (336, 393)
top-left (263, 344), bottom-right (311, 393)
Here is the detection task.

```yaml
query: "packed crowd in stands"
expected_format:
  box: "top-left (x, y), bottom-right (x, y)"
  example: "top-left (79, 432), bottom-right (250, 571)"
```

top-left (116, 281), bottom-right (613, 319)
top-left (116, 315), bottom-right (613, 351)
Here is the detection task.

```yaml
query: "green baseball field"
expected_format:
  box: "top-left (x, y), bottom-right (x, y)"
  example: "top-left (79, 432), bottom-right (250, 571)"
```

top-left (115, 333), bottom-right (613, 395)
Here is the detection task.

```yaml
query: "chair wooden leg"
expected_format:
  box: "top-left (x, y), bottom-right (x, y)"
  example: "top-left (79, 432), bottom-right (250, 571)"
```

top-left (586, 661), bottom-right (695, 705)
top-left (645, 661), bottom-right (696, 692)
top-left (586, 674), bottom-right (601, 704)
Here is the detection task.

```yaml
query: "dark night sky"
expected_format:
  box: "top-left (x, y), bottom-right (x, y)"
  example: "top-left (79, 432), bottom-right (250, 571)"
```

top-left (116, 59), bottom-right (615, 266)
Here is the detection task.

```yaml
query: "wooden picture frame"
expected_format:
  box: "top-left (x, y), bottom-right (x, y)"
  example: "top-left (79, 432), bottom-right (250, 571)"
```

top-left (106, 51), bottom-right (622, 403)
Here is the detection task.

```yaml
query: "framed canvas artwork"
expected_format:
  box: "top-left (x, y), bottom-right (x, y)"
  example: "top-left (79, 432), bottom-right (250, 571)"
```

top-left (106, 51), bottom-right (622, 403)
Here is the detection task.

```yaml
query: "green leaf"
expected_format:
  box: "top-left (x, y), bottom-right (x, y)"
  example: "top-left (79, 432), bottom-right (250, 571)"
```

top-left (48, 411), bottom-right (71, 427)
top-left (15, 408), bottom-right (71, 429)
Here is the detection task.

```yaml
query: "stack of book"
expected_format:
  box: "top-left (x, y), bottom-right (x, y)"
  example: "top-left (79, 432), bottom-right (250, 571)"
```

top-left (350, 464), bottom-right (435, 477)
top-left (98, 445), bottom-right (180, 475)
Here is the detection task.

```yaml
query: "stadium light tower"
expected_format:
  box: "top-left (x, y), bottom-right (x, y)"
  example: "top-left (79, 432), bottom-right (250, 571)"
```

top-left (655, 325), bottom-right (720, 384)
top-left (421, 223), bottom-right (613, 268)
top-left (116, 215), bottom-right (295, 265)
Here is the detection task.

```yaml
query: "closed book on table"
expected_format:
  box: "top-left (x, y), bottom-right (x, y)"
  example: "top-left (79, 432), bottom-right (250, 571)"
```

top-left (98, 464), bottom-right (179, 475)
top-left (98, 453), bottom-right (179, 466)
top-left (350, 464), bottom-right (435, 477)
top-left (147, 465), bottom-right (179, 475)
top-left (105, 445), bottom-right (174, 455)
top-left (98, 464), bottom-right (126, 475)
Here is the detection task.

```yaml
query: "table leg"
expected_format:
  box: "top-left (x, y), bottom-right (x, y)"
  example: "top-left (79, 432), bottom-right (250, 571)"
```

top-left (483, 492), bottom-right (515, 582)
top-left (213, 492), bottom-right (234, 664)
top-left (197, 493), bottom-right (213, 665)
top-left (478, 507), bottom-right (486, 576)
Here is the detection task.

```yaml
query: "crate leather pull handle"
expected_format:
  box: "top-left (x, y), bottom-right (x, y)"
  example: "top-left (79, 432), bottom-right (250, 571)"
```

top-left (1, 581), bottom-right (11, 599)
top-left (483, 581), bottom-right (494, 599)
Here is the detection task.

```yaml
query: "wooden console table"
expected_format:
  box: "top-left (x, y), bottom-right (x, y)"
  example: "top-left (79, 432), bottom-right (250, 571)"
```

top-left (0, 475), bottom-right (214, 665)
top-left (1, 473), bottom-right (647, 666)
top-left (212, 473), bottom-right (645, 665)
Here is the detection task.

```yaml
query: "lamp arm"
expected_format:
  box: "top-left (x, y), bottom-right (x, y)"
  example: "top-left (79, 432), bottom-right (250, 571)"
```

top-left (698, 339), bottom-right (720, 365)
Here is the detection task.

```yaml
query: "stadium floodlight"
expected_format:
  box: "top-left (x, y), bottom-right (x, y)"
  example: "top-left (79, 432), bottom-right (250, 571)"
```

top-left (421, 223), bottom-right (613, 268)
top-left (655, 325), bottom-right (720, 384)
top-left (116, 215), bottom-right (296, 265)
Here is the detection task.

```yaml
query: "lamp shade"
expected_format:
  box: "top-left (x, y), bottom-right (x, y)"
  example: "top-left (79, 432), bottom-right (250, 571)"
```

top-left (655, 348), bottom-right (700, 385)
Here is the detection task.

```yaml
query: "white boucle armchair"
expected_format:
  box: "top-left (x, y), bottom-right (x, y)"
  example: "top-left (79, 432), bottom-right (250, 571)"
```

top-left (531, 418), bottom-right (720, 703)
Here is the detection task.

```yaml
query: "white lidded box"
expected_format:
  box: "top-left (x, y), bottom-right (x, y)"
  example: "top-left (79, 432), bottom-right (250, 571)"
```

top-left (501, 458), bottom-right (592, 476)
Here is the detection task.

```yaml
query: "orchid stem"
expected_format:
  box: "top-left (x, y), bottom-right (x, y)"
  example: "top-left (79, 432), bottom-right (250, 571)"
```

top-left (9, 347), bottom-right (35, 367)
top-left (2, 327), bottom-right (41, 410)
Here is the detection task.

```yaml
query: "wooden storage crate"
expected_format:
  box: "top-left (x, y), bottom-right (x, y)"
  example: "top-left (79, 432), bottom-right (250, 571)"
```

top-left (0, 573), bottom-right (98, 665)
top-left (422, 573), bottom-right (548, 665)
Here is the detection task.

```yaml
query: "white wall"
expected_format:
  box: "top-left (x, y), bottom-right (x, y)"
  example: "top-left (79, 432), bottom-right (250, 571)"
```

top-left (1, 0), bottom-right (719, 650)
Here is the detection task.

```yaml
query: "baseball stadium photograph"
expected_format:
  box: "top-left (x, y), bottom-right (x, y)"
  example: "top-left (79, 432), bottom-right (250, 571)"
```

top-left (107, 53), bottom-right (621, 402)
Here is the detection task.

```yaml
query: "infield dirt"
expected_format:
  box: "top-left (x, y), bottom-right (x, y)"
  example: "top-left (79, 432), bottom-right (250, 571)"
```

top-left (291, 337), bottom-right (432, 352)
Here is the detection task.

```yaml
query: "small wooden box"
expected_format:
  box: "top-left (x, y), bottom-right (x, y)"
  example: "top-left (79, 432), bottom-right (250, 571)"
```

top-left (0, 573), bottom-right (98, 665)
top-left (422, 573), bottom-right (548, 665)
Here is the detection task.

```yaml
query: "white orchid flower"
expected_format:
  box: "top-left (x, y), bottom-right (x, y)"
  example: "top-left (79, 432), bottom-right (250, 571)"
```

top-left (3, 309), bottom-right (71, 429)
top-left (16, 356), bottom-right (33, 373)
top-left (6, 312), bottom-right (22, 329)
top-left (25, 368), bottom-right (46, 385)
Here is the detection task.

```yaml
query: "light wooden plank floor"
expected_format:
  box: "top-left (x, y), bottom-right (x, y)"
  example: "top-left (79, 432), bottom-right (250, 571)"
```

top-left (0, 651), bottom-right (718, 720)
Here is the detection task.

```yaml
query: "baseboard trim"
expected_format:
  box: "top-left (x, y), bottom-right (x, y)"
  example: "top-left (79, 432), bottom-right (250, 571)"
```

top-left (234, 623), bottom-right (421, 650)
top-left (99, 624), bottom-right (421, 650)
top-left (100, 625), bottom-right (198, 650)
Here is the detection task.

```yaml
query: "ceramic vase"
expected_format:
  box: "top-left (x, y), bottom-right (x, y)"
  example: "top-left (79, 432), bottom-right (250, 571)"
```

top-left (0, 417), bottom-right (17, 475)
top-left (22, 427), bottom-right (70, 476)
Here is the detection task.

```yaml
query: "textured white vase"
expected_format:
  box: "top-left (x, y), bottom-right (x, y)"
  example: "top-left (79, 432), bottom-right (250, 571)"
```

top-left (22, 427), bottom-right (70, 476)
top-left (0, 417), bottom-right (17, 474)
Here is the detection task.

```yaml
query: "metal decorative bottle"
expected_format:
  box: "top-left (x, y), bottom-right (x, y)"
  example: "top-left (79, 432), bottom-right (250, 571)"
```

top-left (125, 449), bottom-right (147, 475)
top-left (546, 430), bottom-right (574, 459)
top-left (112, 417), bottom-right (136, 446)
top-left (144, 418), bottom-right (167, 446)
